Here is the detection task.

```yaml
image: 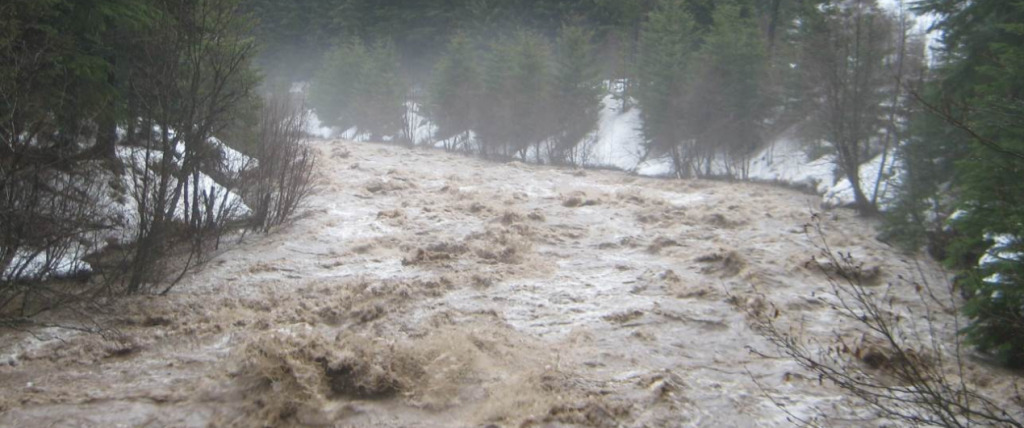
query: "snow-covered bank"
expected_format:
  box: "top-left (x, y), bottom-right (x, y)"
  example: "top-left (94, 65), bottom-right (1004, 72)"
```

top-left (311, 101), bottom-right (436, 146)
top-left (2, 136), bottom-right (253, 281)
top-left (746, 129), bottom-right (902, 209)
top-left (586, 95), bottom-right (646, 170)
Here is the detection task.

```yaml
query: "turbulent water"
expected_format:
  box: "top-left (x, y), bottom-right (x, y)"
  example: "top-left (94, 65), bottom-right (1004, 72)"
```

top-left (0, 140), bottom-right (1005, 427)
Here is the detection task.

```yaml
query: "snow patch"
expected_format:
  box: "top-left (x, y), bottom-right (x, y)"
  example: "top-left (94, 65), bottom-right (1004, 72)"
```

top-left (306, 112), bottom-right (334, 139)
top-left (586, 95), bottom-right (645, 171)
top-left (2, 250), bottom-right (92, 282)
top-left (748, 135), bottom-right (836, 194)
top-left (822, 148), bottom-right (902, 209)
top-left (3, 136), bottom-right (253, 281)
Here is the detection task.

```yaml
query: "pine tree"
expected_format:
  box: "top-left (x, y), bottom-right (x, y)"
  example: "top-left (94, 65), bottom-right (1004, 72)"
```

top-left (887, 0), bottom-right (1024, 366)
top-left (427, 32), bottom-right (481, 152)
top-left (881, 93), bottom-right (969, 254)
top-left (912, 0), bottom-right (1024, 366)
top-left (637, 0), bottom-right (701, 177)
top-left (310, 39), bottom-right (406, 141)
top-left (477, 30), bottom-right (553, 159)
top-left (593, 0), bottom-right (648, 111)
top-left (550, 23), bottom-right (604, 166)
top-left (245, 0), bottom-right (340, 83)
top-left (691, 0), bottom-right (767, 178)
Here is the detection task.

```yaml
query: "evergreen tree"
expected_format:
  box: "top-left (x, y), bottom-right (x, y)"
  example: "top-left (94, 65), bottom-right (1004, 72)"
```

top-left (593, 0), bottom-right (648, 111)
top-left (427, 32), bottom-right (481, 152)
top-left (637, 0), bottom-right (700, 176)
top-left (690, 0), bottom-right (767, 177)
top-left (912, 0), bottom-right (1024, 365)
top-left (550, 23), bottom-right (604, 166)
top-left (1, 0), bottom-right (160, 284)
top-left (881, 92), bottom-right (970, 255)
top-left (477, 30), bottom-right (554, 159)
top-left (244, 0), bottom-right (340, 84)
top-left (310, 39), bottom-right (406, 141)
top-left (0, 0), bottom-right (159, 157)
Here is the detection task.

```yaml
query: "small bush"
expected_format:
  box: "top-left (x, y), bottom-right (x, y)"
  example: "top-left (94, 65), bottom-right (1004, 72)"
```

top-left (241, 96), bottom-right (318, 233)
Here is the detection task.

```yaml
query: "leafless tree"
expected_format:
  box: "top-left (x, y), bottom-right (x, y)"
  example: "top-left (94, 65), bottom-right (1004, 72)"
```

top-left (121, 0), bottom-right (259, 294)
top-left (870, 0), bottom-right (928, 207)
top-left (0, 4), bottom-right (115, 320)
top-left (801, 0), bottom-right (894, 215)
top-left (241, 95), bottom-right (318, 234)
top-left (0, 166), bottom-right (111, 318)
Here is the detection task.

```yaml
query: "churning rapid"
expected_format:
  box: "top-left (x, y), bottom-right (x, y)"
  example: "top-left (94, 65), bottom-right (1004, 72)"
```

top-left (1, 140), bottom-right (996, 427)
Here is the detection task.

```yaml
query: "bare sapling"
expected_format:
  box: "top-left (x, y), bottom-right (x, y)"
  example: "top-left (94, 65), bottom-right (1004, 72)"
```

top-left (241, 96), bottom-right (318, 234)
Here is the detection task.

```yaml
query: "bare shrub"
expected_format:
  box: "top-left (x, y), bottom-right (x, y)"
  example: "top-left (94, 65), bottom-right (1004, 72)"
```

top-left (752, 214), bottom-right (1022, 427)
top-left (118, 137), bottom-right (250, 295)
top-left (2, 0), bottom-right (260, 323)
top-left (0, 161), bottom-right (110, 320)
top-left (241, 96), bottom-right (318, 233)
top-left (117, 0), bottom-right (260, 295)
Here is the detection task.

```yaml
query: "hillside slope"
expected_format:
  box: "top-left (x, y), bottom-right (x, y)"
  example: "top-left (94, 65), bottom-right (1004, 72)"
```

top-left (0, 140), bottom-right (998, 427)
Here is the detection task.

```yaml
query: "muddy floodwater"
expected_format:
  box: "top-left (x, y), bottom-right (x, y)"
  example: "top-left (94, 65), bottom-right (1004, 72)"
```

top-left (0, 140), bottom-right (1005, 427)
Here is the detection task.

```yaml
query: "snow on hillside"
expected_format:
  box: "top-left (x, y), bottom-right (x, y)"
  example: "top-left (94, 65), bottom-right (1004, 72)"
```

top-left (113, 140), bottom-right (251, 237)
top-left (585, 95), bottom-right (645, 170)
top-left (405, 102), bottom-right (438, 145)
top-left (1, 248), bottom-right (93, 282)
top-left (310, 102), bottom-right (436, 145)
top-left (2, 137), bottom-right (253, 281)
top-left (301, 84), bottom-right (901, 210)
top-left (747, 130), bottom-right (902, 209)
top-left (748, 134), bottom-right (837, 194)
top-left (823, 148), bottom-right (901, 209)
top-left (306, 112), bottom-right (334, 139)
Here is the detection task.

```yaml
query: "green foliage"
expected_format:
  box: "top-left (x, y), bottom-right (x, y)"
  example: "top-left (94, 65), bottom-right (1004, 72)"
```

top-left (637, 0), bottom-right (700, 168)
top-left (0, 0), bottom-right (159, 151)
top-left (477, 30), bottom-right (554, 158)
top-left (691, 0), bottom-right (767, 174)
top-left (881, 91), bottom-right (970, 253)
top-left (912, 0), bottom-right (1024, 365)
top-left (956, 233), bottom-right (1024, 366)
top-left (550, 23), bottom-right (604, 165)
top-left (244, 0), bottom-right (341, 83)
top-left (427, 32), bottom-right (481, 150)
top-left (427, 22), bottom-right (601, 161)
top-left (310, 39), bottom-right (406, 140)
top-left (951, 130), bottom-right (1024, 364)
top-left (245, 0), bottom-right (620, 82)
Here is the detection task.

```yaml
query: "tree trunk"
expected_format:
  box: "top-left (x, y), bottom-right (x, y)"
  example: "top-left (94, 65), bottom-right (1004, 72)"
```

top-left (767, 0), bottom-right (783, 59)
top-left (96, 113), bottom-right (118, 159)
top-left (840, 145), bottom-right (876, 216)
